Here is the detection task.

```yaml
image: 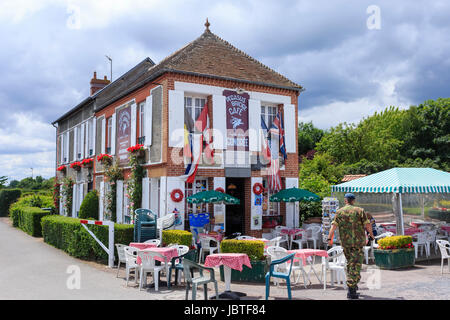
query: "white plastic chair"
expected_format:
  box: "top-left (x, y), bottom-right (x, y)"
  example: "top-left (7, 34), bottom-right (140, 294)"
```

top-left (436, 240), bottom-right (450, 274)
top-left (274, 226), bottom-right (289, 248)
top-left (198, 236), bottom-right (220, 263)
top-left (266, 246), bottom-right (309, 287)
top-left (264, 237), bottom-right (281, 255)
top-left (291, 230), bottom-right (308, 250)
top-left (412, 232), bottom-right (429, 258)
top-left (137, 251), bottom-right (166, 291)
top-left (115, 244), bottom-right (127, 278)
top-left (144, 239), bottom-right (161, 246)
top-left (123, 246), bottom-right (139, 286)
top-left (236, 235), bottom-right (256, 240)
top-left (322, 246), bottom-right (347, 289)
top-left (306, 226), bottom-right (322, 249)
top-left (426, 230), bottom-right (437, 254)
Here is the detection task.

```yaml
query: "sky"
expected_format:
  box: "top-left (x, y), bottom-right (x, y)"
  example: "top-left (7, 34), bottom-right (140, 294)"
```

top-left (0, 0), bottom-right (449, 181)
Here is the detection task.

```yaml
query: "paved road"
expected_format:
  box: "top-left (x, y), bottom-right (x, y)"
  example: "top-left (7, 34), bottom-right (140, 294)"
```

top-left (1, 217), bottom-right (449, 300)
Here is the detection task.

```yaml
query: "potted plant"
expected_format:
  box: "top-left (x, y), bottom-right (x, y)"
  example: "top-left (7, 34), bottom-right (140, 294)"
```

top-left (127, 144), bottom-right (145, 158)
top-left (57, 165), bottom-right (66, 174)
top-left (97, 153), bottom-right (113, 166)
top-left (70, 161), bottom-right (82, 171)
top-left (81, 158), bottom-right (94, 168)
top-left (373, 235), bottom-right (415, 269)
top-left (219, 239), bottom-right (268, 283)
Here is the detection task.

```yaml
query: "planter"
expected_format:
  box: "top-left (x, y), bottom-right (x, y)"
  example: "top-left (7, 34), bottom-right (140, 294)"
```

top-left (373, 248), bottom-right (415, 270)
top-left (219, 259), bottom-right (268, 283)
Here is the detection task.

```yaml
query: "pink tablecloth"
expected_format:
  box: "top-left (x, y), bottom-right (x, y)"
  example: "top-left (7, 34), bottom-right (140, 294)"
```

top-left (287, 249), bottom-right (329, 266)
top-left (441, 226), bottom-right (450, 233)
top-left (129, 242), bottom-right (158, 250)
top-left (281, 228), bottom-right (304, 236)
top-left (199, 233), bottom-right (223, 242)
top-left (136, 247), bottom-right (178, 264)
top-left (384, 227), bottom-right (423, 235)
top-left (204, 253), bottom-right (252, 272)
top-left (410, 222), bottom-right (435, 228)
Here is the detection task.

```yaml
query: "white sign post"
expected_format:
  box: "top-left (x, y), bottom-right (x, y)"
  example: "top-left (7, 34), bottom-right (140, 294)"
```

top-left (80, 219), bottom-right (115, 268)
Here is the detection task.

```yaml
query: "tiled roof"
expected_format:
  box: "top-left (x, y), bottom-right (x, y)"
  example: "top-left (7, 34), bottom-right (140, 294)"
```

top-left (149, 29), bottom-right (303, 91)
top-left (341, 174), bottom-right (367, 182)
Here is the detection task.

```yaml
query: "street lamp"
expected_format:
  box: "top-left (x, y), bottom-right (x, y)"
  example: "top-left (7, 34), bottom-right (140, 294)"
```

top-left (105, 55), bottom-right (112, 81)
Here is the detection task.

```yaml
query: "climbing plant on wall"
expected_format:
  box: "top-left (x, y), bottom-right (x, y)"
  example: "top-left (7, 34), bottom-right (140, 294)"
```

top-left (61, 177), bottom-right (74, 216)
top-left (127, 144), bottom-right (145, 221)
top-left (105, 162), bottom-right (123, 222)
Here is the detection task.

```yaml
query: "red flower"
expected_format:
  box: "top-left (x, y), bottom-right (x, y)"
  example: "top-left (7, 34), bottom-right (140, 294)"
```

top-left (97, 154), bottom-right (112, 162)
top-left (70, 161), bottom-right (82, 169)
top-left (127, 144), bottom-right (144, 153)
top-left (81, 158), bottom-right (94, 167)
top-left (57, 165), bottom-right (66, 172)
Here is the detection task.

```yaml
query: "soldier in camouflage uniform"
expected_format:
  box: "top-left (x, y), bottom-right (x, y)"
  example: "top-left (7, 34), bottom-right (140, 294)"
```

top-left (328, 193), bottom-right (374, 299)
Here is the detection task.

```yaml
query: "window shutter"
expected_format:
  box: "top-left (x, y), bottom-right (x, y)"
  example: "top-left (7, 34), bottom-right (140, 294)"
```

top-left (92, 117), bottom-right (97, 157)
top-left (284, 104), bottom-right (296, 153)
top-left (65, 131), bottom-right (70, 163)
top-left (72, 184), bottom-right (77, 217)
top-left (168, 90), bottom-right (184, 147)
top-left (73, 126), bottom-right (78, 162)
top-left (60, 134), bottom-right (64, 164)
top-left (80, 123), bottom-right (85, 159)
top-left (212, 95), bottom-right (226, 149)
top-left (111, 113), bottom-right (116, 155)
top-left (99, 180), bottom-right (104, 221)
top-left (84, 122), bottom-right (89, 158)
top-left (249, 99), bottom-right (261, 152)
top-left (144, 95), bottom-right (153, 147)
top-left (142, 177), bottom-right (150, 209)
top-left (101, 118), bottom-right (106, 154)
top-left (116, 180), bottom-right (123, 223)
top-left (131, 103), bottom-right (137, 146)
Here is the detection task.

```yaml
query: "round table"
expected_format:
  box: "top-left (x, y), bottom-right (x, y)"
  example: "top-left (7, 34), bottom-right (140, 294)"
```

top-left (129, 242), bottom-right (158, 250)
top-left (281, 228), bottom-right (305, 249)
top-left (135, 247), bottom-right (178, 289)
top-left (199, 233), bottom-right (223, 243)
top-left (204, 253), bottom-right (251, 300)
top-left (287, 249), bottom-right (328, 286)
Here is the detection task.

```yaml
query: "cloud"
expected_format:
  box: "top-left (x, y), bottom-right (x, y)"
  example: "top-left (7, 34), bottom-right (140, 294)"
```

top-left (0, 0), bottom-right (449, 181)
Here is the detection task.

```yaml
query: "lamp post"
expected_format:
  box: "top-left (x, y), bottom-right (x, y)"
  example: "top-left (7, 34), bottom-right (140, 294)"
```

top-left (105, 55), bottom-right (112, 81)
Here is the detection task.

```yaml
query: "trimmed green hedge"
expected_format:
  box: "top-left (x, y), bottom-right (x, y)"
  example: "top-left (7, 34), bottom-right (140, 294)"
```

top-left (0, 189), bottom-right (22, 216)
top-left (162, 229), bottom-right (193, 247)
top-left (10, 205), bottom-right (51, 237)
top-left (41, 215), bottom-right (134, 263)
top-left (79, 191), bottom-right (99, 220)
top-left (220, 239), bottom-right (265, 261)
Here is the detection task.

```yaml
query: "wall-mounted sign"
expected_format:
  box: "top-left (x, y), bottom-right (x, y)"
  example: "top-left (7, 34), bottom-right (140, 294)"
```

top-left (223, 90), bottom-right (249, 152)
top-left (116, 104), bottom-right (131, 165)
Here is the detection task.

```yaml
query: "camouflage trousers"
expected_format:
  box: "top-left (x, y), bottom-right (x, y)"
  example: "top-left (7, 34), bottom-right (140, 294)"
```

top-left (343, 246), bottom-right (364, 289)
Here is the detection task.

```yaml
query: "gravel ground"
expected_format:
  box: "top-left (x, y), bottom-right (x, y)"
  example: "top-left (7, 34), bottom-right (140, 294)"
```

top-left (1, 217), bottom-right (449, 300)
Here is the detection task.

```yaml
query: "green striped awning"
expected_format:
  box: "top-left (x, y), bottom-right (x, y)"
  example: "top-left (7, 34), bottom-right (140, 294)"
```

top-left (331, 168), bottom-right (450, 194)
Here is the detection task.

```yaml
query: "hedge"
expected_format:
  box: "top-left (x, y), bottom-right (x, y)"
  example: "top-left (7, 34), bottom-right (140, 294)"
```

top-left (162, 229), bottom-right (193, 247)
top-left (220, 239), bottom-right (265, 261)
top-left (0, 189), bottom-right (21, 216)
top-left (41, 215), bottom-right (134, 263)
top-left (10, 205), bottom-right (51, 237)
top-left (79, 191), bottom-right (99, 220)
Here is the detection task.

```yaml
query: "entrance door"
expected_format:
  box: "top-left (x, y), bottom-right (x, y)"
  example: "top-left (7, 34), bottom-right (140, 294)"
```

top-left (225, 178), bottom-right (245, 236)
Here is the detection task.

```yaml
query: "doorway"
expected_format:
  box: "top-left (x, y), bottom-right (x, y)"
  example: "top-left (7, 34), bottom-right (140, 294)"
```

top-left (225, 178), bottom-right (246, 236)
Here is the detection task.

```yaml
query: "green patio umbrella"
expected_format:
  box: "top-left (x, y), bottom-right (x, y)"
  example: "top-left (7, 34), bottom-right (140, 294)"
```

top-left (186, 190), bottom-right (240, 205)
top-left (270, 188), bottom-right (321, 229)
top-left (270, 187), bottom-right (320, 203)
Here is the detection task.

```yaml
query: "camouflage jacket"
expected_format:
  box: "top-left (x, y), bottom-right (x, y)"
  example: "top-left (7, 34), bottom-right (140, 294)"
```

top-left (332, 204), bottom-right (370, 248)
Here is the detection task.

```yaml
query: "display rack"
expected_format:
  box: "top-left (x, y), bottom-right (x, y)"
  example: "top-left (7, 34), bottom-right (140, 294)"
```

top-left (321, 197), bottom-right (339, 244)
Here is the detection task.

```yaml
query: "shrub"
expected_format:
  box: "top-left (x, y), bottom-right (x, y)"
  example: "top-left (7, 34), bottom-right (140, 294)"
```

top-left (41, 215), bottom-right (134, 263)
top-left (378, 236), bottom-right (413, 250)
top-left (79, 190), bottom-right (99, 220)
top-left (162, 229), bottom-right (193, 247)
top-left (220, 240), bottom-right (265, 261)
top-left (0, 189), bottom-right (22, 216)
top-left (9, 204), bottom-right (51, 237)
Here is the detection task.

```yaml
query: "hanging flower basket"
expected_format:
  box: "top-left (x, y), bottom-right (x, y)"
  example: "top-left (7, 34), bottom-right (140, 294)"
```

top-left (57, 165), bottom-right (67, 173)
top-left (97, 153), bottom-right (113, 166)
top-left (81, 158), bottom-right (94, 168)
top-left (70, 161), bottom-right (82, 171)
top-left (127, 144), bottom-right (145, 158)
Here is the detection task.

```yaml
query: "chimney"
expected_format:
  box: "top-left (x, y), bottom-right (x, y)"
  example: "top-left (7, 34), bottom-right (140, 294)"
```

top-left (90, 71), bottom-right (110, 95)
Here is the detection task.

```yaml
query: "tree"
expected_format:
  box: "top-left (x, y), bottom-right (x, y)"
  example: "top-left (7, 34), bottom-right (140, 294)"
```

top-left (298, 122), bottom-right (325, 156)
top-left (0, 176), bottom-right (7, 189)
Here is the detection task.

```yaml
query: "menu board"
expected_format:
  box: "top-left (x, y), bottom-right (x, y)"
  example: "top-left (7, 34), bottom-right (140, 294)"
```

top-left (116, 104), bottom-right (131, 166)
top-left (223, 90), bottom-right (250, 151)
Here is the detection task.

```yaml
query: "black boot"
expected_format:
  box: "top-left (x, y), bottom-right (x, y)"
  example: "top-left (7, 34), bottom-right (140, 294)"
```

top-left (347, 287), bottom-right (359, 300)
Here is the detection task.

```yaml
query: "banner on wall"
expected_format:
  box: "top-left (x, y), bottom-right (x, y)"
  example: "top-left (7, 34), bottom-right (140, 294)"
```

top-left (116, 104), bottom-right (132, 165)
top-left (223, 90), bottom-right (250, 152)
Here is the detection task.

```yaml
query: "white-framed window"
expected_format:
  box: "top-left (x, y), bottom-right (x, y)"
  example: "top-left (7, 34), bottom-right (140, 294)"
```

top-left (106, 117), bottom-right (112, 153)
top-left (185, 178), bottom-right (208, 217)
top-left (87, 118), bottom-right (94, 157)
top-left (63, 133), bottom-right (68, 163)
top-left (184, 96), bottom-right (206, 132)
top-left (261, 104), bottom-right (278, 128)
top-left (139, 101), bottom-right (145, 144)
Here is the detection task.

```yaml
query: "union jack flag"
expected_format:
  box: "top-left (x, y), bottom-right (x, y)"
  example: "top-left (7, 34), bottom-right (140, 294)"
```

top-left (271, 112), bottom-right (287, 160)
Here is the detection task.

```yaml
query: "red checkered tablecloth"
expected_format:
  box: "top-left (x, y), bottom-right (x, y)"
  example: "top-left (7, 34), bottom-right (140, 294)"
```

top-left (204, 253), bottom-right (252, 272)
top-left (199, 233), bottom-right (223, 242)
top-left (129, 242), bottom-right (158, 250)
top-left (287, 249), bottom-right (329, 266)
top-left (384, 227), bottom-right (423, 235)
top-left (136, 247), bottom-right (178, 264)
top-left (281, 228), bottom-right (304, 236)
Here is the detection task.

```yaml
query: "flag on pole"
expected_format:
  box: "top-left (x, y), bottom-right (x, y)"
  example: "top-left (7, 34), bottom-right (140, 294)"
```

top-left (272, 112), bottom-right (287, 160)
top-left (184, 107), bottom-right (194, 159)
top-left (195, 103), bottom-right (214, 164)
top-left (268, 122), bottom-right (282, 192)
top-left (260, 115), bottom-right (271, 163)
top-left (181, 133), bottom-right (203, 183)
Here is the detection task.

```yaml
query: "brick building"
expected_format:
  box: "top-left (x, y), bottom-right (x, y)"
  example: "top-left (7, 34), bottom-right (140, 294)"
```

top-left (52, 22), bottom-right (303, 238)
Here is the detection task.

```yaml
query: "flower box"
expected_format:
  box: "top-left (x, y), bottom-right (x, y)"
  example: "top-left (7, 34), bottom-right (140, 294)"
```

top-left (70, 161), bottom-right (82, 171)
top-left (97, 154), bottom-right (113, 166)
top-left (57, 165), bottom-right (66, 173)
top-left (81, 158), bottom-right (94, 168)
top-left (127, 144), bottom-right (145, 158)
top-left (373, 248), bottom-right (415, 269)
top-left (219, 259), bottom-right (269, 283)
